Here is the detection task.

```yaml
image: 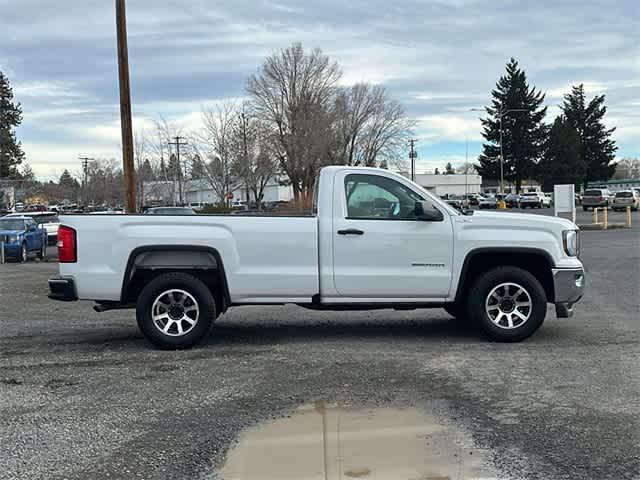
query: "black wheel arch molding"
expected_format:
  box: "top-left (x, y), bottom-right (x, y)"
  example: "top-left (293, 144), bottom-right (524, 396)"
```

top-left (120, 245), bottom-right (232, 308)
top-left (453, 247), bottom-right (556, 304)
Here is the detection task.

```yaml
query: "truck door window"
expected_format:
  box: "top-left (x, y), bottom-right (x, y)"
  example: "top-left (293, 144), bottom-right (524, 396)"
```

top-left (345, 174), bottom-right (423, 220)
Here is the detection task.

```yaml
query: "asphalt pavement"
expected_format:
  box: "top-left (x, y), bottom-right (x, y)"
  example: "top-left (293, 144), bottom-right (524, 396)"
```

top-left (0, 210), bottom-right (639, 480)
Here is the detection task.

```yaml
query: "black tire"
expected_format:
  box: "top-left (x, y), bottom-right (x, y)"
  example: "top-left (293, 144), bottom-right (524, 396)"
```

top-left (38, 241), bottom-right (47, 261)
top-left (582, 206), bottom-right (588, 211)
top-left (466, 266), bottom-right (547, 342)
top-left (18, 242), bottom-right (28, 263)
top-left (136, 272), bottom-right (217, 350)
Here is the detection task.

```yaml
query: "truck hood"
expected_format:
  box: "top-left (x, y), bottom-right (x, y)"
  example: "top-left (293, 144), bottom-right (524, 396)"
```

top-left (469, 210), bottom-right (577, 231)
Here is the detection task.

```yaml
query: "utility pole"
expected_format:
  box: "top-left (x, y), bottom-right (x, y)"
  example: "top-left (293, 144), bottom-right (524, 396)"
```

top-left (465, 139), bottom-right (469, 197)
top-left (240, 112), bottom-right (250, 203)
top-left (79, 157), bottom-right (94, 207)
top-left (168, 136), bottom-right (188, 205)
top-left (115, 0), bottom-right (136, 213)
top-left (408, 139), bottom-right (418, 181)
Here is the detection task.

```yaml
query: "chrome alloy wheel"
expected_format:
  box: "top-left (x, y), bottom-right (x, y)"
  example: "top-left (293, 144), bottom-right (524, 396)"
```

top-left (151, 289), bottom-right (199, 337)
top-left (485, 282), bottom-right (532, 329)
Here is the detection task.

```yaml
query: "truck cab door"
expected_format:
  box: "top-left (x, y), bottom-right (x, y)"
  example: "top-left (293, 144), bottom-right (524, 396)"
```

top-left (331, 171), bottom-right (454, 299)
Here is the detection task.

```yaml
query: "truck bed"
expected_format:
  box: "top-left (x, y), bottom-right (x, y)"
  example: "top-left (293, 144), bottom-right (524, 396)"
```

top-left (59, 214), bottom-right (319, 303)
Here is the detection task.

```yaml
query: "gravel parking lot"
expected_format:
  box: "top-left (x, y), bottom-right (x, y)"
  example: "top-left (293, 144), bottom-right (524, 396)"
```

top-left (1, 210), bottom-right (639, 480)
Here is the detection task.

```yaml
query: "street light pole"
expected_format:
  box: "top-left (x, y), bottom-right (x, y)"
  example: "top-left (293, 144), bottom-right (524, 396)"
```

top-left (499, 114), bottom-right (504, 195)
top-left (470, 105), bottom-right (528, 196)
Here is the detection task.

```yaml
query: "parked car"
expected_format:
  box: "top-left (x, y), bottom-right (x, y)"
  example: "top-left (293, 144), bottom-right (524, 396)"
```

top-left (462, 193), bottom-right (480, 207)
top-left (612, 190), bottom-right (640, 211)
top-left (49, 166), bottom-right (585, 349)
top-left (520, 192), bottom-right (547, 209)
top-left (0, 216), bottom-right (47, 262)
top-left (188, 202), bottom-right (211, 212)
top-left (504, 193), bottom-right (520, 208)
top-left (5, 211), bottom-right (59, 245)
top-left (145, 207), bottom-right (196, 215)
top-left (445, 195), bottom-right (468, 211)
top-left (478, 195), bottom-right (498, 209)
top-left (582, 188), bottom-right (613, 211)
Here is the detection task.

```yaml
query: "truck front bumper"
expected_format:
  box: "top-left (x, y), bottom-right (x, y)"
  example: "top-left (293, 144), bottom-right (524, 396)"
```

top-left (552, 267), bottom-right (585, 318)
top-left (48, 276), bottom-right (78, 302)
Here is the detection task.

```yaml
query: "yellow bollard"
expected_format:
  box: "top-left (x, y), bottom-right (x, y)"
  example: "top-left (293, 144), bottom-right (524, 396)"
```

top-left (603, 206), bottom-right (608, 230)
top-left (498, 200), bottom-right (507, 209)
top-left (593, 207), bottom-right (599, 224)
top-left (627, 206), bottom-right (632, 228)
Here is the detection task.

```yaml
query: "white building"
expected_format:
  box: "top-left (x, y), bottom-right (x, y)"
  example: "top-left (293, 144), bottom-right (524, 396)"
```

top-left (400, 173), bottom-right (483, 196)
top-left (481, 179), bottom-right (542, 195)
top-left (142, 176), bottom-right (294, 206)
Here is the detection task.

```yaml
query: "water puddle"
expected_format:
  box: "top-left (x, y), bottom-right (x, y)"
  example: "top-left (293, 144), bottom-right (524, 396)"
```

top-left (216, 402), bottom-right (500, 480)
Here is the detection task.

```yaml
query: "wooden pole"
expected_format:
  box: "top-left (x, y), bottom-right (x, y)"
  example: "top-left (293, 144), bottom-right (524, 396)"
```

top-left (116, 0), bottom-right (137, 213)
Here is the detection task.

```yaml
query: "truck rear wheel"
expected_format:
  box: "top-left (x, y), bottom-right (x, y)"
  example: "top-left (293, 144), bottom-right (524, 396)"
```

top-left (136, 272), bottom-right (216, 350)
top-left (467, 266), bottom-right (546, 342)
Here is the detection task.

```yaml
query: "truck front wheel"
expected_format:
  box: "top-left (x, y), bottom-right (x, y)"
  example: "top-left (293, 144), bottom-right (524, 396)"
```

top-left (136, 272), bottom-right (216, 350)
top-left (467, 266), bottom-right (546, 342)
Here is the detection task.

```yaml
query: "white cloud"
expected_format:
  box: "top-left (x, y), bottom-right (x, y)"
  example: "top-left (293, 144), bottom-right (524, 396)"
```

top-left (416, 114), bottom-right (484, 143)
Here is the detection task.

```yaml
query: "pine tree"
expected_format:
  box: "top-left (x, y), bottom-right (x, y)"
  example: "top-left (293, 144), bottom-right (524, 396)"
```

top-left (476, 58), bottom-right (547, 193)
top-left (190, 154), bottom-right (207, 179)
top-left (59, 169), bottom-right (77, 200)
top-left (139, 159), bottom-right (154, 181)
top-left (21, 163), bottom-right (36, 182)
top-left (445, 162), bottom-right (455, 174)
top-left (537, 116), bottom-right (585, 191)
top-left (158, 158), bottom-right (167, 180)
top-left (562, 84), bottom-right (617, 189)
top-left (0, 71), bottom-right (25, 177)
top-left (167, 154), bottom-right (181, 180)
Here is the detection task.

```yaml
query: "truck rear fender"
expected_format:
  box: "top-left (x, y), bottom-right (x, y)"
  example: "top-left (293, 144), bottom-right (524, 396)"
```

top-left (120, 245), bottom-right (231, 313)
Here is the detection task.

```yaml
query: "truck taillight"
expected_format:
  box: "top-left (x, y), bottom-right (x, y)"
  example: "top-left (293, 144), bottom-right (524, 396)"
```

top-left (57, 226), bottom-right (77, 263)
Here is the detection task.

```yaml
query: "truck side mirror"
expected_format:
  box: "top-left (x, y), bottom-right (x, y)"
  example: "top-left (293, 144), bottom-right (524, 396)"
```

top-left (415, 201), bottom-right (444, 222)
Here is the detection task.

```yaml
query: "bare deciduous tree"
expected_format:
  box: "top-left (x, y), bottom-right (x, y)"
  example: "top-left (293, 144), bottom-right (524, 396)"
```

top-left (232, 108), bottom-right (278, 209)
top-left (197, 101), bottom-right (241, 205)
top-left (247, 43), bottom-right (342, 207)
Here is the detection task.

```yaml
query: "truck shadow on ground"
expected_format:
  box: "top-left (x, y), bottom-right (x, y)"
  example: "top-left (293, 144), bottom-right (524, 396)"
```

top-left (205, 316), bottom-right (481, 346)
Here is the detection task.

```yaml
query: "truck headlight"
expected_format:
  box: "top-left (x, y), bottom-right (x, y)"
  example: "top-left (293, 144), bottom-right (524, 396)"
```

top-left (7, 235), bottom-right (19, 244)
top-left (562, 230), bottom-right (579, 257)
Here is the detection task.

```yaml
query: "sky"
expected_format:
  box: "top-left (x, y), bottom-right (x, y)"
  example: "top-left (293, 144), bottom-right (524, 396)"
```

top-left (1, 0), bottom-right (638, 181)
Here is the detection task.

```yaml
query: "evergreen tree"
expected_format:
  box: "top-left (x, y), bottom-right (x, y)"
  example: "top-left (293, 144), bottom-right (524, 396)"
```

top-left (0, 71), bottom-right (25, 177)
top-left (476, 58), bottom-right (547, 193)
top-left (445, 162), bottom-right (455, 174)
top-left (139, 159), bottom-right (154, 181)
top-left (537, 116), bottom-right (585, 191)
top-left (59, 169), bottom-right (74, 188)
top-left (562, 84), bottom-right (617, 188)
top-left (190, 154), bottom-right (207, 179)
top-left (59, 169), bottom-right (78, 200)
top-left (21, 163), bottom-right (36, 182)
top-left (167, 154), bottom-right (181, 180)
top-left (158, 158), bottom-right (167, 180)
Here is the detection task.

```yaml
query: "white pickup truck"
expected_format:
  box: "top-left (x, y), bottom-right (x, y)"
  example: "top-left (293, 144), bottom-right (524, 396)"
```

top-left (48, 166), bottom-right (585, 349)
